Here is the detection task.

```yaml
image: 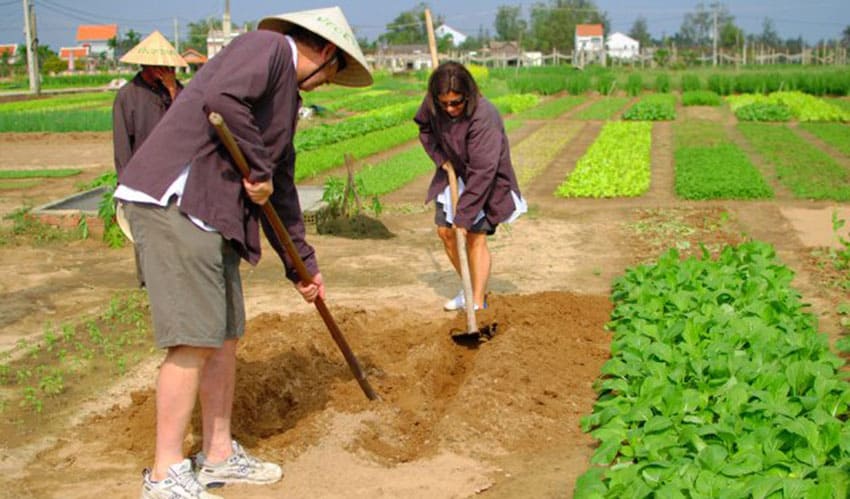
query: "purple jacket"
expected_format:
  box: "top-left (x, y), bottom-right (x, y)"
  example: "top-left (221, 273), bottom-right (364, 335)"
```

top-left (414, 96), bottom-right (521, 229)
top-left (112, 72), bottom-right (182, 175)
top-left (118, 30), bottom-right (316, 282)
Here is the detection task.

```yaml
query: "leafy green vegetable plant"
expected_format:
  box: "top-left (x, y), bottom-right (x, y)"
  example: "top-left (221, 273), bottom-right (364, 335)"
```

top-left (576, 241), bottom-right (850, 497)
top-left (557, 121), bottom-right (652, 198)
top-left (739, 123), bottom-right (850, 200)
top-left (682, 91), bottom-right (721, 107)
top-left (622, 94), bottom-right (676, 121)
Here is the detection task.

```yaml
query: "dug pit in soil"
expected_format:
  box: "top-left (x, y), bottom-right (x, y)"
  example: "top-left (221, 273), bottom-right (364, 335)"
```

top-left (11, 291), bottom-right (612, 498)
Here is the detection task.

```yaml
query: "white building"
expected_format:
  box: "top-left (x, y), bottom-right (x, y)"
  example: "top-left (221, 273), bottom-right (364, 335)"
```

top-left (575, 24), bottom-right (604, 54)
top-left (606, 32), bottom-right (640, 60)
top-left (435, 24), bottom-right (467, 47)
top-left (76, 24), bottom-right (118, 60)
top-left (575, 24), bottom-right (605, 66)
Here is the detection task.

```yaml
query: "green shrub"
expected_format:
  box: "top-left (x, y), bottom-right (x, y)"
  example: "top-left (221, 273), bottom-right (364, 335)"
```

top-left (625, 73), bottom-right (643, 96)
top-left (623, 94), bottom-right (676, 121)
top-left (565, 72), bottom-right (591, 95)
top-left (654, 73), bottom-right (670, 93)
top-left (682, 90), bottom-right (721, 106)
top-left (734, 102), bottom-right (792, 121)
top-left (595, 73), bottom-right (617, 95)
top-left (681, 74), bottom-right (701, 92)
top-left (707, 73), bottom-right (735, 95)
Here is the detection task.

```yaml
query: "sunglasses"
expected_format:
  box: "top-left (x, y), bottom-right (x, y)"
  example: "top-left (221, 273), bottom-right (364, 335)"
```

top-left (438, 96), bottom-right (466, 109)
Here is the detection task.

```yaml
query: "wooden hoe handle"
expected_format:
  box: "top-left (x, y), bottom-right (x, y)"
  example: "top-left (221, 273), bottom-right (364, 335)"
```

top-left (443, 162), bottom-right (478, 334)
top-left (208, 112), bottom-right (379, 401)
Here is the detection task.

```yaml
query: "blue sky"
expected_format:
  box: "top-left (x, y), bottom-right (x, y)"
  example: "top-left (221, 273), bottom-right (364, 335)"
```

top-left (0, 1), bottom-right (847, 50)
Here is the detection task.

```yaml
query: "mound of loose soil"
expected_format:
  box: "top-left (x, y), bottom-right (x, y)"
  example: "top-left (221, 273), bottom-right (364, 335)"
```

top-left (10, 291), bottom-right (611, 498)
top-left (317, 213), bottom-right (395, 239)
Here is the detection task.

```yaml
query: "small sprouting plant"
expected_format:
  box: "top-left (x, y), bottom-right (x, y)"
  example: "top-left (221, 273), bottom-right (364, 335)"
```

top-left (86, 320), bottom-right (104, 346)
top-left (16, 368), bottom-right (32, 384)
top-left (39, 370), bottom-right (65, 396)
top-left (77, 215), bottom-right (89, 239)
top-left (20, 387), bottom-right (43, 414)
top-left (43, 324), bottom-right (59, 352)
top-left (831, 212), bottom-right (850, 270)
top-left (61, 322), bottom-right (77, 343)
top-left (322, 172), bottom-right (382, 219)
top-left (837, 303), bottom-right (850, 353)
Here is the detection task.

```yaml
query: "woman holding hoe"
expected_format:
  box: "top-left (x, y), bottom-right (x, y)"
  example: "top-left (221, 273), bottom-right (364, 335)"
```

top-left (415, 62), bottom-right (527, 312)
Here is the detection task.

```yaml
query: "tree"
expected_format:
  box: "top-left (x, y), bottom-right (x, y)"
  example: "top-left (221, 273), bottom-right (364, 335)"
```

top-left (111, 29), bottom-right (141, 61)
top-left (784, 36), bottom-right (805, 53)
top-left (459, 34), bottom-right (485, 51)
top-left (840, 25), bottom-right (850, 48)
top-left (185, 17), bottom-right (222, 54)
top-left (526, 0), bottom-right (609, 52)
top-left (678, 2), bottom-right (734, 47)
top-left (357, 36), bottom-right (376, 51)
top-left (718, 21), bottom-right (742, 50)
top-left (758, 18), bottom-right (781, 48)
top-left (378, 3), bottom-right (439, 46)
top-left (494, 5), bottom-right (527, 42)
top-left (628, 16), bottom-right (652, 48)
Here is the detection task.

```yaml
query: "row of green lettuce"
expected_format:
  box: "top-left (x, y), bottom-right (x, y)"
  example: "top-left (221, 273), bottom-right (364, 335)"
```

top-left (575, 241), bottom-right (850, 497)
top-left (674, 120), bottom-right (773, 200)
top-left (85, 90), bottom-right (543, 246)
top-left (588, 91), bottom-right (848, 123)
top-left (494, 66), bottom-right (850, 97)
top-left (726, 92), bottom-right (850, 122)
top-left (555, 116), bottom-right (850, 201)
top-left (295, 92), bottom-right (538, 181)
top-left (4, 65), bottom-right (849, 96)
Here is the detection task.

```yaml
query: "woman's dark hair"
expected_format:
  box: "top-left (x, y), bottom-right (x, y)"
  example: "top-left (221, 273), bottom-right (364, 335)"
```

top-left (427, 61), bottom-right (479, 118)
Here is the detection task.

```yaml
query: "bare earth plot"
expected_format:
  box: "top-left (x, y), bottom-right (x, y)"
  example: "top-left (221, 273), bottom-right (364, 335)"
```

top-left (0, 101), bottom-right (848, 498)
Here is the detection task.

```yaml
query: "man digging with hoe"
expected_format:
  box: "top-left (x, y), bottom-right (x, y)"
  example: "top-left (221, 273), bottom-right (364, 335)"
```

top-left (113, 7), bottom-right (372, 498)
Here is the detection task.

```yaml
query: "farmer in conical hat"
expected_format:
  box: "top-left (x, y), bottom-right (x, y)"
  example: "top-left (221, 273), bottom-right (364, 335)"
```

top-left (113, 30), bottom-right (187, 286)
top-left (114, 30), bottom-right (187, 175)
top-left (114, 7), bottom-right (372, 499)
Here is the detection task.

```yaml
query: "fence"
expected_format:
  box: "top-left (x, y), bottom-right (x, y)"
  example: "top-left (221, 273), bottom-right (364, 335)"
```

top-left (369, 45), bottom-right (849, 71)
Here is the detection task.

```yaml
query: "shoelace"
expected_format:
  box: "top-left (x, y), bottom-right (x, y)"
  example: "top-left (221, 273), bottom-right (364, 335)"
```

top-left (232, 446), bottom-right (261, 468)
top-left (173, 468), bottom-right (205, 495)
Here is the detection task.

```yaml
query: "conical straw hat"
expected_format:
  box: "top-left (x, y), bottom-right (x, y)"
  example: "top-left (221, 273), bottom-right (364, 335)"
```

top-left (120, 30), bottom-right (187, 67)
top-left (258, 6), bottom-right (372, 87)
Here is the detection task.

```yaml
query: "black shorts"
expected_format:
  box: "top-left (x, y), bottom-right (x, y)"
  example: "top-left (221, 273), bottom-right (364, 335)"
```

top-left (435, 202), bottom-right (497, 235)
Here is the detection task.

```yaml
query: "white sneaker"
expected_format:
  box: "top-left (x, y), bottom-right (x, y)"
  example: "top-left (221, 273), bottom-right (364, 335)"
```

top-left (140, 459), bottom-right (222, 499)
top-left (443, 290), bottom-right (465, 311)
top-left (196, 440), bottom-right (283, 488)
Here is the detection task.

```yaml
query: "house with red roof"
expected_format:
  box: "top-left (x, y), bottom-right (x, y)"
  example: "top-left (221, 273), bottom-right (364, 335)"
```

top-left (76, 24), bottom-right (118, 59)
top-left (59, 46), bottom-right (90, 61)
top-left (181, 48), bottom-right (207, 73)
top-left (575, 24), bottom-right (605, 66)
top-left (0, 44), bottom-right (18, 64)
top-left (58, 46), bottom-right (90, 71)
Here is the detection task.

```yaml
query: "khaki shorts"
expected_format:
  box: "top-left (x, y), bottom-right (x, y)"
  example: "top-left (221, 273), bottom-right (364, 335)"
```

top-left (124, 200), bottom-right (245, 349)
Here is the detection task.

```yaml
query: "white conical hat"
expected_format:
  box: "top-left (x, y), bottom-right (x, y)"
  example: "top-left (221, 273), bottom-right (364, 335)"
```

top-left (120, 30), bottom-right (187, 67)
top-left (258, 6), bottom-right (372, 87)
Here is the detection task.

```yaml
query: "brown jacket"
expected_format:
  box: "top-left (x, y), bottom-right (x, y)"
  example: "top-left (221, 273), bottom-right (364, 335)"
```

top-left (118, 30), bottom-right (316, 282)
top-left (415, 96), bottom-right (521, 228)
top-left (112, 71), bottom-right (182, 175)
